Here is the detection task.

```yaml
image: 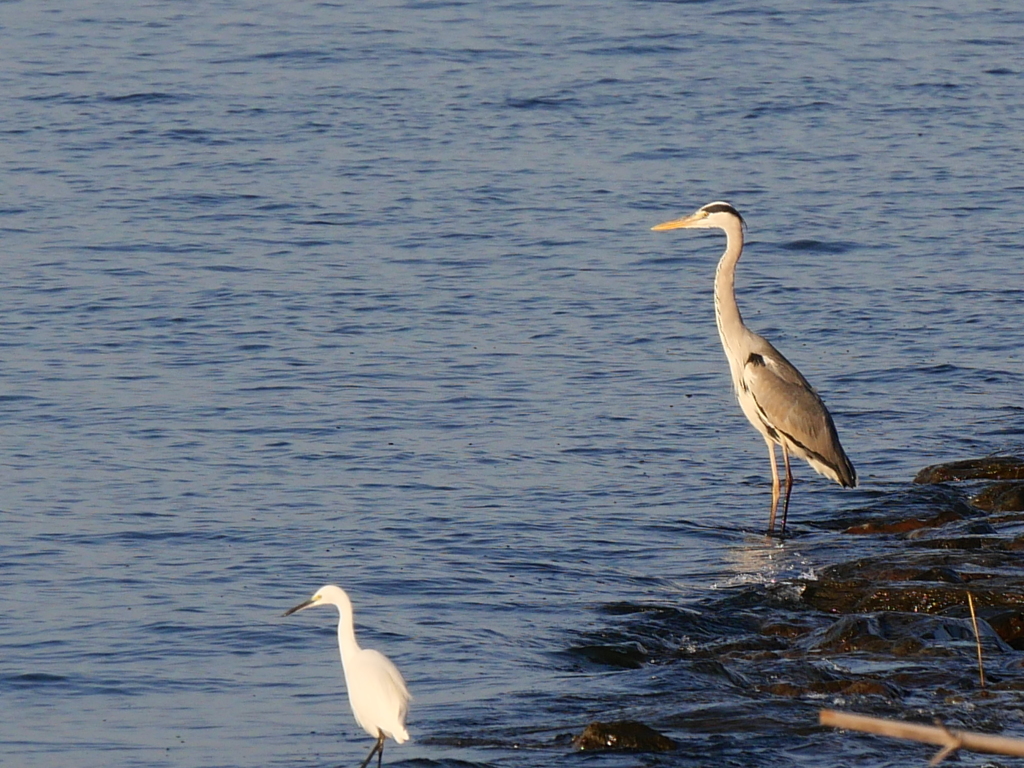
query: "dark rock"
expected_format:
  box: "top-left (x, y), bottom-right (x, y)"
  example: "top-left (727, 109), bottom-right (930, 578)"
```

top-left (567, 457), bottom-right (1024, 747)
top-left (798, 548), bottom-right (1024, 620)
top-left (963, 520), bottom-right (999, 534)
top-left (762, 681), bottom-right (806, 697)
top-left (805, 614), bottom-right (897, 654)
top-left (914, 457), bottom-right (1024, 484)
top-left (842, 679), bottom-right (901, 697)
top-left (760, 678), bottom-right (899, 698)
top-left (568, 643), bottom-right (647, 669)
top-left (759, 617), bottom-right (820, 639)
top-left (805, 578), bottom-right (1024, 615)
top-left (818, 484), bottom-right (972, 532)
top-left (976, 609), bottom-right (1024, 650)
top-left (689, 658), bottom-right (752, 687)
top-left (802, 612), bottom-right (1010, 656)
top-left (972, 481), bottom-right (1024, 512)
top-left (911, 567), bottom-right (963, 583)
top-left (573, 721), bottom-right (676, 752)
top-left (845, 508), bottom-right (963, 534)
top-left (910, 536), bottom-right (1012, 551)
top-left (811, 548), bottom-right (1011, 585)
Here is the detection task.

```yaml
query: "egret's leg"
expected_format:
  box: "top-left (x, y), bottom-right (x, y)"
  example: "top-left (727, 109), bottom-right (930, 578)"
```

top-left (357, 734), bottom-right (385, 768)
top-left (780, 445), bottom-right (794, 536)
top-left (766, 439), bottom-right (780, 535)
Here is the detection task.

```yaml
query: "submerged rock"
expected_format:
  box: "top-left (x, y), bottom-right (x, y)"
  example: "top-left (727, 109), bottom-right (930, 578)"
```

top-left (802, 547), bottom-right (1024, 623)
top-left (568, 642), bottom-right (647, 669)
top-left (802, 612), bottom-right (1011, 656)
top-left (972, 481), bottom-right (1024, 512)
top-left (845, 508), bottom-right (963, 534)
top-left (982, 609), bottom-right (1024, 650)
top-left (569, 456), bottom-right (1024, 752)
top-left (762, 678), bottom-right (901, 699)
top-left (574, 720), bottom-right (676, 752)
top-left (914, 457), bottom-right (1024, 484)
top-left (819, 483), bottom-right (975, 534)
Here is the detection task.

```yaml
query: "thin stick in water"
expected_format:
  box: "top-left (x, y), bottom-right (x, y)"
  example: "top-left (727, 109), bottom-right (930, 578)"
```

top-left (966, 590), bottom-right (986, 689)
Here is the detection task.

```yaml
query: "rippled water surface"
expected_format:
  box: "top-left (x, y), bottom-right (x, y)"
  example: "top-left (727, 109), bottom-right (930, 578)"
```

top-left (3, 2), bottom-right (1023, 767)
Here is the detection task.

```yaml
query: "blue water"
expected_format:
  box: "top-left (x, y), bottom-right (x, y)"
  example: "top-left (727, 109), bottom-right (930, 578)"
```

top-left (2, 2), bottom-right (1023, 767)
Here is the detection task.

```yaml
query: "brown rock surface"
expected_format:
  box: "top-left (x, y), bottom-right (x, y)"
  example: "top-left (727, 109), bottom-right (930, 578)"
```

top-left (574, 721), bottom-right (676, 752)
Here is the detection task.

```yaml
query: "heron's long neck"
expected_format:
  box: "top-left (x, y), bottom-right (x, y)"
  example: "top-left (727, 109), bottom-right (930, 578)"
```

top-left (713, 219), bottom-right (746, 378)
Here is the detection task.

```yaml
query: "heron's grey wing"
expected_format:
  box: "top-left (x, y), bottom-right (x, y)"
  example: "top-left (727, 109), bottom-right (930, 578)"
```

top-left (740, 346), bottom-right (853, 484)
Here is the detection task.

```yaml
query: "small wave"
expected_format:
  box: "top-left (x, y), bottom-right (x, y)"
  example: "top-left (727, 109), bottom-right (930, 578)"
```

top-left (781, 240), bottom-right (853, 254)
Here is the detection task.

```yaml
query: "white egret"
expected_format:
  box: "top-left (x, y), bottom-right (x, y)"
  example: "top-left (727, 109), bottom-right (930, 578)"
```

top-left (652, 202), bottom-right (856, 535)
top-left (284, 585), bottom-right (410, 768)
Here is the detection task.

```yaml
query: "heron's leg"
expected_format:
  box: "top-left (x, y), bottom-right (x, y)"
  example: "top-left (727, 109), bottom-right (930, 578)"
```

top-left (766, 438), bottom-right (780, 535)
top-left (780, 444), bottom-right (794, 536)
top-left (357, 734), bottom-right (385, 768)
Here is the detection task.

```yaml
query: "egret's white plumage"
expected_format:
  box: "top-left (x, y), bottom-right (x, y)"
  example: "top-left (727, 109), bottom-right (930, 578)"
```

top-left (653, 202), bottom-right (856, 535)
top-left (284, 585), bottom-right (410, 768)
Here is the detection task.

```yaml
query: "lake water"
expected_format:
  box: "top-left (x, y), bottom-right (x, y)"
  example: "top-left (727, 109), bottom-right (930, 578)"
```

top-left (2, 2), bottom-right (1022, 767)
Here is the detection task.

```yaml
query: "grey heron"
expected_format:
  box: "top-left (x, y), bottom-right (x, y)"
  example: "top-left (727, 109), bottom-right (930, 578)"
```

top-left (652, 201), bottom-right (856, 535)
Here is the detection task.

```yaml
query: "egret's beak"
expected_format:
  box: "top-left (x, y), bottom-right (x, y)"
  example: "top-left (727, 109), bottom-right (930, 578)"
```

top-left (651, 212), bottom-right (706, 231)
top-left (282, 596), bottom-right (317, 617)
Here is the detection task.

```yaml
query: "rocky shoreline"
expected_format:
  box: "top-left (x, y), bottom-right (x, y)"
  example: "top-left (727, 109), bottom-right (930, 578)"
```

top-left (572, 457), bottom-right (1024, 754)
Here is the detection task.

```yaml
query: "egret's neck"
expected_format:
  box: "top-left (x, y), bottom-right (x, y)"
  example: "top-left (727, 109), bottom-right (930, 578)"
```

top-left (336, 604), bottom-right (361, 661)
top-left (713, 218), bottom-right (746, 377)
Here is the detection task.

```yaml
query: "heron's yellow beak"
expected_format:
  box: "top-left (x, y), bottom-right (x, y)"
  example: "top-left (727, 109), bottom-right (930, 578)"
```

top-left (651, 212), bottom-right (706, 231)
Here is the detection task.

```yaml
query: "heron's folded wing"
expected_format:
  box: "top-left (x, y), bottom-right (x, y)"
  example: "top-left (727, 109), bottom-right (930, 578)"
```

top-left (742, 351), bottom-right (840, 456)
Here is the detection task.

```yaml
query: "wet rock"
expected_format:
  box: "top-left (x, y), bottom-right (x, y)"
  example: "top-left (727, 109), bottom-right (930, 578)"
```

top-left (803, 612), bottom-right (1010, 656)
top-left (689, 634), bottom-right (789, 660)
top-left (759, 617), bottom-right (820, 639)
top-left (845, 508), bottom-right (963, 534)
top-left (961, 520), bottom-right (1000, 535)
top-left (972, 481), bottom-right (1024, 512)
top-left (969, 609), bottom-right (1024, 651)
top-left (569, 642), bottom-right (647, 669)
top-left (573, 720), bottom-right (676, 752)
top-left (849, 585), bottom-right (966, 614)
top-left (911, 535), bottom-right (1015, 551)
top-left (820, 484), bottom-right (974, 533)
top-left (914, 456), bottom-right (1024, 484)
top-left (842, 679), bottom-right (901, 697)
top-left (805, 614), bottom-right (908, 654)
top-left (911, 567), bottom-right (963, 583)
top-left (801, 548), bottom-right (1024, 621)
top-left (689, 658), bottom-right (752, 687)
top-left (569, 456), bottom-right (1024, 750)
top-left (761, 681), bottom-right (806, 697)
top-left (804, 578), bottom-right (1024, 616)
top-left (814, 550), bottom-right (996, 583)
top-left (763, 678), bottom-right (901, 698)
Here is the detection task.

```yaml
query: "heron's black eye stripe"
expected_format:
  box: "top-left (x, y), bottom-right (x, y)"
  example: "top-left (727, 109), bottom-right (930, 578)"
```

top-left (700, 202), bottom-right (745, 224)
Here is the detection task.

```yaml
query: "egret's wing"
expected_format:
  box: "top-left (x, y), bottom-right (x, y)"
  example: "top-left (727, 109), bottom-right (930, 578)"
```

top-left (347, 648), bottom-right (411, 743)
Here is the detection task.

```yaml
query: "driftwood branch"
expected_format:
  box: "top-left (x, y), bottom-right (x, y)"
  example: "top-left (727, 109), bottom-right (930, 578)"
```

top-left (820, 710), bottom-right (1024, 764)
